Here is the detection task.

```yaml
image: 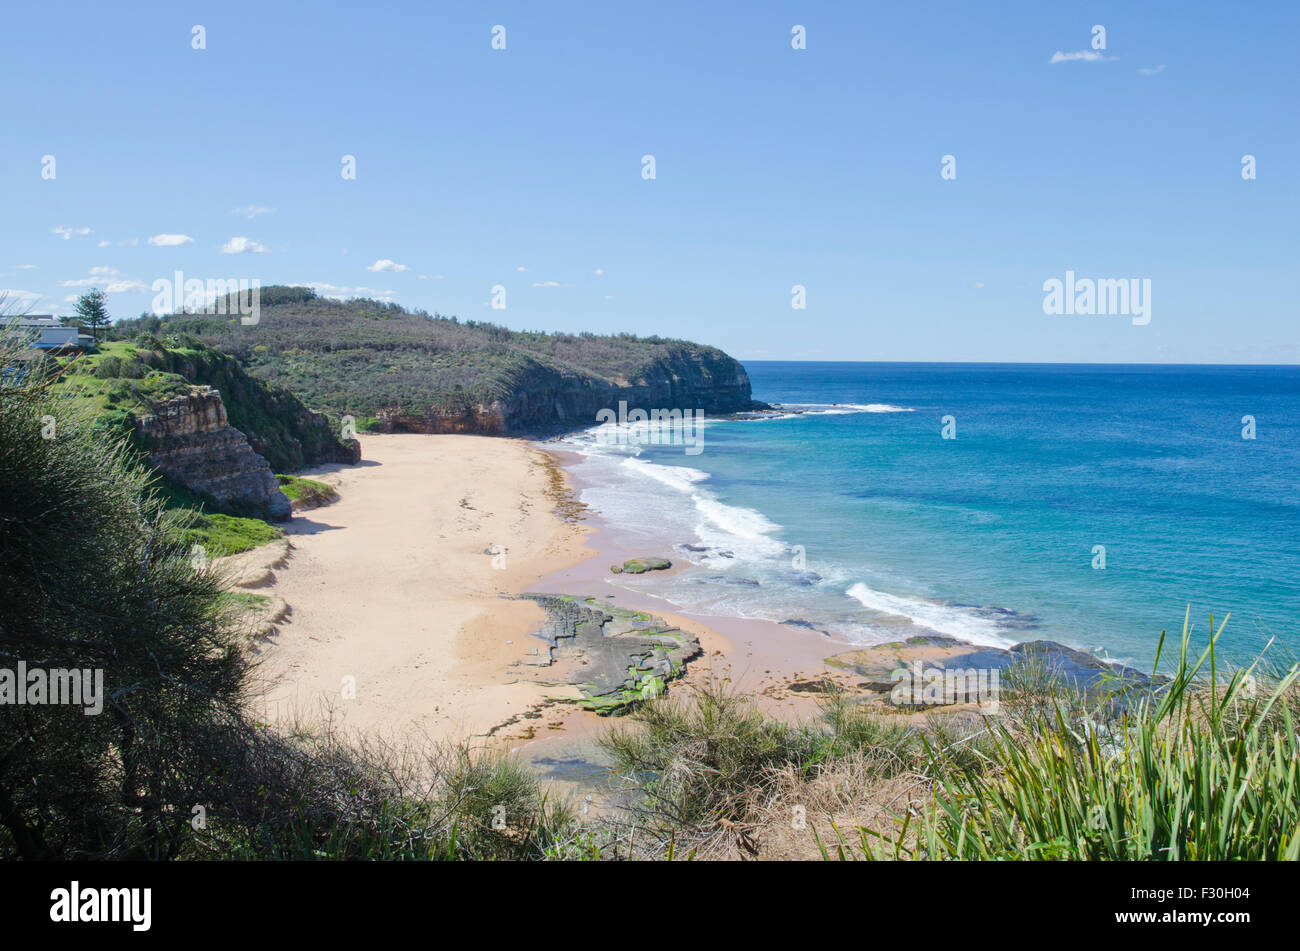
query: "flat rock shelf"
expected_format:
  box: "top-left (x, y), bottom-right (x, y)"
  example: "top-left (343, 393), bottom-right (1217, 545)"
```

top-left (518, 594), bottom-right (701, 714)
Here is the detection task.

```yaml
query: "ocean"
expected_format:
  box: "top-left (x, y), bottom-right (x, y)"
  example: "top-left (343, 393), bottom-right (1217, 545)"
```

top-left (553, 362), bottom-right (1300, 670)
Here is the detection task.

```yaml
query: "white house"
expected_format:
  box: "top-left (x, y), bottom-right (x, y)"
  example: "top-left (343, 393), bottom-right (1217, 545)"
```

top-left (8, 315), bottom-right (95, 351)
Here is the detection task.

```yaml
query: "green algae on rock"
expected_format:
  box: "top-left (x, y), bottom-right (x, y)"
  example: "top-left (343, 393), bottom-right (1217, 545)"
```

top-left (609, 557), bottom-right (672, 575)
top-left (518, 594), bottom-right (699, 715)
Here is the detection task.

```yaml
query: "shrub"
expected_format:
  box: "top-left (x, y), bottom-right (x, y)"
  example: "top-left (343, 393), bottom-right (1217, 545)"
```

top-left (0, 336), bottom-right (246, 859)
top-left (600, 677), bottom-right (819, 833)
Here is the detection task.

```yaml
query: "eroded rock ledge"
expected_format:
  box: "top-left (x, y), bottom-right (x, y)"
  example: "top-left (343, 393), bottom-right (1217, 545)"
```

top-left (136, 388), bottom-right (291, 521)
top-left (518, 594), bottom-right (701, 714)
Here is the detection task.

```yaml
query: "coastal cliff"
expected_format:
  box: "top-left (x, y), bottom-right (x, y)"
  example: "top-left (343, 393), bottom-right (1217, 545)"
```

top-left (377, 348), bottom-right (756, 434)
top-left (113, 287), bottom-right (765, 436)
top-left (46, 336), bottom-right (362, 520)
top-left (136, 389), bottom-right (293, 521)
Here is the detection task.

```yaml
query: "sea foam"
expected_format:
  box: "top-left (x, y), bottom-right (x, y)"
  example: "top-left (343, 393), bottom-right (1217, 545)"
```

top-left (845, 582), bottom-right (1013, 647)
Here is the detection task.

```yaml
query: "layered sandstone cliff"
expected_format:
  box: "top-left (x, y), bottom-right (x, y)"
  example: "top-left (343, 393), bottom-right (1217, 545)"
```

top-left (375, 349), bottom-right (760, 435)
top-left (136, 389), bottom-right (292, 521)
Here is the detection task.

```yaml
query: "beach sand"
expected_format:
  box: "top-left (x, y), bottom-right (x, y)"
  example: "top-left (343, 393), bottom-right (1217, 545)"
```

top-left (247, 434), bottom-right (594, 743)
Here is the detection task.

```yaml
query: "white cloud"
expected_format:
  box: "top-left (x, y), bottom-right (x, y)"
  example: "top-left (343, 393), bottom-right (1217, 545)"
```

top-left (532, 281), bottom-right (561, 287)
top-left (417, 274), bottom-right (444, 280)
top-left (1138, 64), bottom-right (1167, 75)
top-left (604, 295), bottom-right (616, 300)
top-left (1049, 50), bottom-right (1115, 64)
top-left (15, 264), bottom-right (37, 270)
top-left (293, 281), bottom-right (395, 301)
top-left (593, 268), bottom-right (605, 276)
top-left (232, 204), bottom-right (275, 218)
top-left (98, 240), bottom-right (111, 247)
top-left (221, 236), bottom-right (269, 254)
top-left (147, 233), bottom-right (194, 246)
top-left (53, 226), bottom-right (91, 240)
top-left (973, 282), bottom-right (985, 289)
top-left (515, 266), bottom-right (528, 272)
top-left (367, 259), bottom-right (409, 273)
top-left (61, 266), bottom-right (149, 294)
top-left (1, 288), bottom-right (42, 302)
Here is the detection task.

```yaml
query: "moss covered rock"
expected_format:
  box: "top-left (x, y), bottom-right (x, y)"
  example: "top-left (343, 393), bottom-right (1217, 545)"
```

top-left (610, 557), bottom-right (672, 575)
top-left (518, 594), bottom-right (700, 715)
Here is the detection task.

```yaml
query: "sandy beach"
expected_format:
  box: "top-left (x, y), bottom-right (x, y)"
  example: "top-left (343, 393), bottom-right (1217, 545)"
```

top-left (247, 434), bottom-right (596, 743)
top-left (241, 433), bottom-right (869, 759)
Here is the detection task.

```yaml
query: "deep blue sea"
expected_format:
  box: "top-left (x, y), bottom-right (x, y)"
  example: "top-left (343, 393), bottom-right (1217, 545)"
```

top-left (556, 362), bottom-right (1300, 669)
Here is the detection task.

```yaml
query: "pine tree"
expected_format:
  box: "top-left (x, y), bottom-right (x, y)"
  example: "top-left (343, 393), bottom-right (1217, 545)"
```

top-left (73, 287), bottom-right (110, 342)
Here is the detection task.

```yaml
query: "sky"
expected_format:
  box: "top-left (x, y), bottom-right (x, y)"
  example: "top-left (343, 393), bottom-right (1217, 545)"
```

top-left (2, 1), bottom-right (1296, 363)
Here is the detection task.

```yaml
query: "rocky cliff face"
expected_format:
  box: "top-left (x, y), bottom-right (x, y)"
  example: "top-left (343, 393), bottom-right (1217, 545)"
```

top-left (136, 389), bottom-right (292, 521)
top-left (377, 350), bottom-right (761, 435)
top-left (152, 345), bottom-right (362, 472)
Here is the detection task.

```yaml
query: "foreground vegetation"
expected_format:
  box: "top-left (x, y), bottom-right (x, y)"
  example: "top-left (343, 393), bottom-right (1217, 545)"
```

top-left (3, 332), bottom-right (1296, 861)
top-left (855, 621), bottom-right (1299, 861)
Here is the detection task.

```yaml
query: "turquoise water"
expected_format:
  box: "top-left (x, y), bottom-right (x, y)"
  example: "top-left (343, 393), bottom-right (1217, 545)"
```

top-left (556, 362), bottom-right (1300, 668)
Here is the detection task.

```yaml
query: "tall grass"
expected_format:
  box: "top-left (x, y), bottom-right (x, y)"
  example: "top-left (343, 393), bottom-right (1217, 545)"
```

top-left (600, 677), bottom-right (817, 831)
top-left (862, 611), bottom-right (1300, 860)
top-left (597, 677), bottom-right (937, 857)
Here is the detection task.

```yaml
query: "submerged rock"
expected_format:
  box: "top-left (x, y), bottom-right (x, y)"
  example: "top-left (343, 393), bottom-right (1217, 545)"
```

top-left (781, 619), bottom-right (834, 637)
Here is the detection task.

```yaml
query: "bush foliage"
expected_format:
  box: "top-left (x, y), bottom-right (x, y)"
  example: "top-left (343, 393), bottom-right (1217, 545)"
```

top-left (109, 287), bottom-right (739, 418)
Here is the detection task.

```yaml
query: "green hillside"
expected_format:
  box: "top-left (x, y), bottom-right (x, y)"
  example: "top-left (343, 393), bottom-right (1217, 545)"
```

top-left (109, 287), bottom-right (759, 431)
top-left (47, 335), bottom-right (358, 472)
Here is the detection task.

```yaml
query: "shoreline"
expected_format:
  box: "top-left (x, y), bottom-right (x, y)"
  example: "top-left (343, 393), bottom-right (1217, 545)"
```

top-left (526, 445), bottom-right (868, 719)
top-left (240, 430), bottom-right (1145, 781)
top-left (524, 436), bottom-right (1160, 729)
top-left (241, 433), bottom-right (878, 762)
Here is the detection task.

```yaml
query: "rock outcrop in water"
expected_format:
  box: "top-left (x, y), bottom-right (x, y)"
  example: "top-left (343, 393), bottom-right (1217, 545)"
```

top-left (136, 389), bottom-right (292, 521)
top-left (826, 635), bottom-right (1160, 712)
top-left (610, 557), bottom-right (672, 575)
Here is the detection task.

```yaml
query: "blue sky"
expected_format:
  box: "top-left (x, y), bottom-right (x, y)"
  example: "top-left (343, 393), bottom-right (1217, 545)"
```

top-left (2, 1), bottom-right (1296, 363)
